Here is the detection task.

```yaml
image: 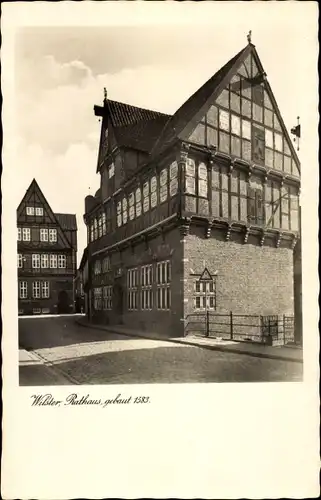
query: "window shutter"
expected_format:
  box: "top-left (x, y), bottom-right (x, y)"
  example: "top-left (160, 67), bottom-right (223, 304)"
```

top-left (255, 189), bottom-right (264, 224)
top-left (252, 126), bottom-right (265, 163)
top-left (247, 187), bottom-right (256, 219)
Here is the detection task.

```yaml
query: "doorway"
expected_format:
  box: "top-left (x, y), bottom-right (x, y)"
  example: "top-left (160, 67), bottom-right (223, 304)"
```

top-left (57, 290), bottom-right (70, 314)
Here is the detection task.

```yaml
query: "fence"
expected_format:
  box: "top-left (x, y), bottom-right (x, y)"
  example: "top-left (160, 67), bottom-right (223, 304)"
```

top-left (185, 312), bottom-right (295, 346)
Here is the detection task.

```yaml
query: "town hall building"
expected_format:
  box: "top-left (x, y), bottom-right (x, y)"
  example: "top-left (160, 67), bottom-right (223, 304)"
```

top-left (17, 179), bottom-right (78, 315)
top-left (83, 40), bottom-right (301, 341)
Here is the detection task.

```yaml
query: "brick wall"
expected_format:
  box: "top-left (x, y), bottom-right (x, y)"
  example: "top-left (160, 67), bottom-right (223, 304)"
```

top-left (183, 225), bottom-right (294, 319)
top-left (91, 227), bottom-right (184, 336)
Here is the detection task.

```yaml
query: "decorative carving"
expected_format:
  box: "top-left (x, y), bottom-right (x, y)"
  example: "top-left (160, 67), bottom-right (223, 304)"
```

top-left (244, 226), bottom-right (251, 244)
top-left (280, 176), bottom-right (285, 188)
top-left (276, 232), bottom-right (282, 248)
top-left (228, 160), bottom-right (234, 176)
top-left (205, 220), bottom-right (212, 239)
top-left (291, 235), bottom-right (298, 250)
top-left (260, 230), bottom-right (266, 246)
top-left (247, 166), bottom-right (253, 181)
top-left (225, 224), bottom-right (232, 242)
top-left (179, 217), bottom-right (191, 237)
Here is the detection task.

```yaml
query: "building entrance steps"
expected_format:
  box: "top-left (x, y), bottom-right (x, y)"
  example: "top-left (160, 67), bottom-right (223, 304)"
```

top-left (75, 317), bottom-right (303, 364)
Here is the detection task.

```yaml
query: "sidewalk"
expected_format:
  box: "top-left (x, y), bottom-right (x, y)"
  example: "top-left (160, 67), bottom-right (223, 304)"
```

top-left (75, 317), bottom-right (303, 364)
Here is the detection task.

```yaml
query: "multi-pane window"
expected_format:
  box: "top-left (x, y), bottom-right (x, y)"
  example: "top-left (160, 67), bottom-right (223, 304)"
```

top-left (122, 197), bottom-right (128, 224)
top-left (159, 169), bottom-right (167, 204)
top-left (22, 228), bottom-right (31, 241)
top-left (102, 256), bottom-right (111, 273)
top-left (156, 260), bottom-right (171, 310)
top-left (26, 207), bottom-right (34, 215)
top-left (49, 229), bottom-right (57, 242)
top-left (18, 254), bottom-right (23, 268)
top-left (151, 175), bottom-right (158, 207)
top-left (108, 163), bottom-right (115, 178)
top-left (103, 286), bottom-right (112, 310)
top-left (185, 158), bottom-right (207, 198)
top-left (35, 207), bottom-right (44, 216)
top-left (102, 212), bottom-right (107, 235)
top-left (98, 214), bottom-right (103, 238)
top-left (41, 254), bottom-right (49, 268)
top-left (194, 281), bottom-right (216, 310)
top-left (18, 227), bottom-right (22, 241)
top-left (90, 222), bottom-right (94, 242)
top-left (32, 254), bottom-right (40, 268)
top-left (58, 255), bottom-right (66, 268)
top-left (127, 268), bottom-right (138, 310)
top-left (129, 192), bottom-right (135, 220)
top-left (135, 187), bottom-right (142, 217)
top-left (185, 158), bottom-right (196, 195)
top-left (117, 201), bottom-right (122, 227)
top-left (143, 181), bottom-right (150, 213)
top-left (93, 288), bottom-right (102, 310)
top-left (32, 281), bottom-right (41, 298)
top-left (42, 281), bottom-right (50, 298)
top-left (50, 254), bottom-right (57, 268)
top-left (93, 218), bottom-right (98, 240)
top-left (40, 229), bottom-right (48, 242)
top-left (169, 161), bottom-right (178, 197)
top-left (19, 281), bottom-right (27, 299)
top-left (141, 264), bottom-right (153, 310)
top-left (94, 259), bottom-right (101, 275)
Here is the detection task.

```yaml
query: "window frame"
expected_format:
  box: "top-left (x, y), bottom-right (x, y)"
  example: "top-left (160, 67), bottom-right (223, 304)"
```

top-left (19, 281), bottom-right (28, 299)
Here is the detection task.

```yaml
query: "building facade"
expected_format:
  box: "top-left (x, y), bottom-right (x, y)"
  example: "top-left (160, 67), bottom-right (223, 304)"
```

top-left (83, 42), bottom-right (301, 339)
top-left (17, 179), bottom-right (77, 315)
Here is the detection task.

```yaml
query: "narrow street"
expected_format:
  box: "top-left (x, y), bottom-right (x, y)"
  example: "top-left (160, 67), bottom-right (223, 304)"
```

top-left (19, 316), bottom-right (303, 385)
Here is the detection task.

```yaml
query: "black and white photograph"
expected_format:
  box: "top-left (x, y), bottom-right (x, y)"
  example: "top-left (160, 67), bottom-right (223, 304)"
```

top-left (1, 2), bottom-right (319, 499)
top-left (16, 22), bottom-right (305, 385)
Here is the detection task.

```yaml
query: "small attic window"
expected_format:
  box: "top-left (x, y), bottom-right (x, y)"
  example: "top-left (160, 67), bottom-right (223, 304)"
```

top-left (26, 207), bottom-right (34, 215)
top-left (108, 163), bottom-right (115, 178)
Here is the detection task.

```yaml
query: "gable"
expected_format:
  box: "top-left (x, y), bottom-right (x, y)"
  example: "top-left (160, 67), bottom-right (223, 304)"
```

top-left (183, 47), bottom-right (300, 178)
top-left (17, 180), bottom-right (73, 249)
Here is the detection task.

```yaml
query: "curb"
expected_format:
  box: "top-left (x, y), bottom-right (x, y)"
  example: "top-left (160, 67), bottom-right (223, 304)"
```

top-left (74, 319), bottom-right (303, 364)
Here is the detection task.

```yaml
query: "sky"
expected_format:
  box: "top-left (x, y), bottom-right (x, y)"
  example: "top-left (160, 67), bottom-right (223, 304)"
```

top-left (12, 5), bottom-right (317, 266)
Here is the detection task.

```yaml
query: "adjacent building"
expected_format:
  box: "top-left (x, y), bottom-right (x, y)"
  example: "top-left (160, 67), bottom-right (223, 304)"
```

top-left (83, 41), bottom-right (301, 339)
top-left (17, 179), bottom-right (77, 315)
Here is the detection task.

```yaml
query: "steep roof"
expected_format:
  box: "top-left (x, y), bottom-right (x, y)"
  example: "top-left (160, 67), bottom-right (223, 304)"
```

top-left (151, 45), bottom-right (249, 156)
top-left (94, 99), bottom-right (171, 154)
top-left (55, 213), bottom-right (77, 231)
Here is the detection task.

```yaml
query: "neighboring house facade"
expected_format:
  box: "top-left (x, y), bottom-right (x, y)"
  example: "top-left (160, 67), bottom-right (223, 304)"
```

top-left (76, 246), bottom-right (89, 314)
top-left (17, 179), bottom-right (77, 315)
top-left (83, 41), bottom-right (301, 338)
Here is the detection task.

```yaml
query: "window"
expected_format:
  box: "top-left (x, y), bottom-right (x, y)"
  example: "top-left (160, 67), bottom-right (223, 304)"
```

top-left (26, 207), bottom-right (34, 215)
top-left (19, 281), bottom-right (28, 299)
top-left (129, 192), bottom-right (135, 220)
top-left (143, 182), bottom-right (150, 213)
top-left (156, 260), bottom-right (171, 310)
top-left (102, 212), bottom-right (107, 235)
top-left (58, 255), bottom-right (66, 268)
top-left (49, 229), bottom-right (57, 242)
top-left (169, 161), bottom-right (178, 197)
top-left (127, 268), bottom-right (138, 310)
top-left (252, 125), bottom-right (265, 164)
top-left (93, 218), bottom-right (98, 239)
top-left (198, 162), bottom-right (208, 198)
top-left (22, 228), bottom-right (31, 241)
top-left (94, 260), bottom-right (101, 275)
top-left (40, 229), bottom-right (48, 242)
top-left (141, 264), bottom-right (153, 310)
top-left (35, 207), bottom-right (43, 216)
top-left (122, 197), bottom-right (128, 224)
top-left (18, 254), bottom-right (23, 268)
top-left (41, 254), bottom-right (49, 268)
top-left (108, 163), bottom-right (115, 178)
top-left (117, 201), bottom-right (122, 227)
top-left (32, 254), bottom-right (40, 268)
top-left (93, 287), bottom-right (102, 310)
top-left (102, 256), bottom-right (111, 273)
top-left (135, 187), bottom-right (142, 217)
top-left (50, 254), bottom-right (57, 268)
top-left (103, 286), bottom-right (112, 310)
top-left (42, 281), bottom-right (50, 298)
top-left (151, 175), bottom-right (158, 207)
top-left (18, 227), bottom-right (22, 241)
top-left (32, 281), bottom-right (41, 298)
top-left (159, 169), bottom-right (167, 203)
top-left (90, 222), bottom-right (94, 242)
top-left (194, 280), bottom-right (216, 310)
top-left (98, 214), bottom-right (103, 238)
top-left (185, 158), bottom-right (196, 195)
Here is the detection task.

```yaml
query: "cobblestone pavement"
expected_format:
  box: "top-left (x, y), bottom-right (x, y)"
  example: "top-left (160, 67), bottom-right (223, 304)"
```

top-left (19, 316), bottom-right (303, 385)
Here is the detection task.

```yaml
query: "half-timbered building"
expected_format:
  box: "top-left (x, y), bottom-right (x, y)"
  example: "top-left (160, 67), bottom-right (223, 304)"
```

top-left (17, 179), bottom-right (77, 315)
top-left (84, 41), bottom-right (301, 339)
